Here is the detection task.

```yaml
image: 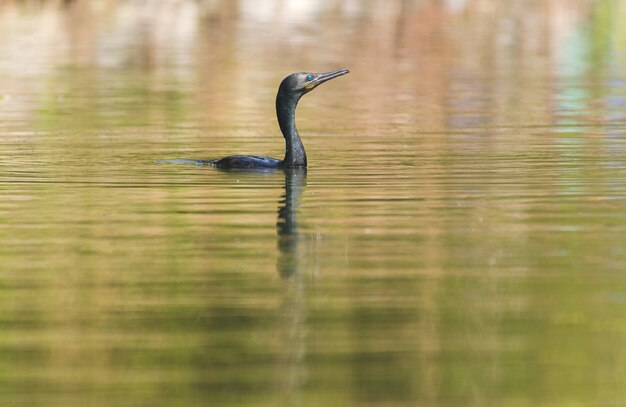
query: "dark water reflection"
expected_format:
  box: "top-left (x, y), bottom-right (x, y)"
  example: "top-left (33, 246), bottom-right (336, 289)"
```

top-left (276, 170), bottom-right (307, 405)
top-left (1, 0), bottom-right (626, 406)
top-left (277, 169), bottom-right (306, 279)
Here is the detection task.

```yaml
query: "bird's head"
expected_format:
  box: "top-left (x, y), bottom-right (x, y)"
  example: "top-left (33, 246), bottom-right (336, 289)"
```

top-left (278, 68), bottom-right (350, 97)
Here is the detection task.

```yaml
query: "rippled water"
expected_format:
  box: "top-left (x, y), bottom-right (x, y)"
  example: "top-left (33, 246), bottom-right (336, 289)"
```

top-left (1, 0), bottom-right (626, 405)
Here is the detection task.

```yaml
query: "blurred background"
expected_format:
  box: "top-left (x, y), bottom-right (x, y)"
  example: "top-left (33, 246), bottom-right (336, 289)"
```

top-left (2, 0), bottom-right (624, 135)
top-left (1, 0), bottom-right (626, 406)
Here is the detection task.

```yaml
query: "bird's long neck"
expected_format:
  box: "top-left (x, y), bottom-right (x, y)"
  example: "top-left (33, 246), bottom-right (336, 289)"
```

top-left (276, 92), bottom-right (306, 168)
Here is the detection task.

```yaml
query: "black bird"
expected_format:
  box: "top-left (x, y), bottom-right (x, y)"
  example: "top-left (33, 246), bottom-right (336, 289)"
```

top-left (206, 68), bottom-right (349, 169)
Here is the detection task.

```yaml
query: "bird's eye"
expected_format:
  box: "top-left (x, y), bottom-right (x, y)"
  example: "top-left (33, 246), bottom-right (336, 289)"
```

top-left (306, 75), bottom-right (314, 81)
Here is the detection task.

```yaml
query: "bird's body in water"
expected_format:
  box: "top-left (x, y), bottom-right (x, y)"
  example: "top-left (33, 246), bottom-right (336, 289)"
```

top-left (210, 155), bottom-right (283, 169)
top-left (182, 68), bottom-right (349, 170)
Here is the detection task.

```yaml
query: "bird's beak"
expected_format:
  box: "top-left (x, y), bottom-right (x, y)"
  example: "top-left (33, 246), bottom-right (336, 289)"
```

top-left (306, 68), bottom-right (350, 91)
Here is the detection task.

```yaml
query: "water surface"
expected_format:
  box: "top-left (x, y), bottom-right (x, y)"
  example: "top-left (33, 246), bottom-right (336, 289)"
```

top-left (1, 0), bottom-right (626, 405)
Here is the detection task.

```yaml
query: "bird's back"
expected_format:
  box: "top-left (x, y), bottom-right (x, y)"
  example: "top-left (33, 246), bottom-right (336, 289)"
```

top-left (208, 155), bottom-right (283, 169)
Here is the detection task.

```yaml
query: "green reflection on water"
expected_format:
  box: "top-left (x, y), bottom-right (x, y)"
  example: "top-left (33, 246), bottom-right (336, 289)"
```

top-left (1, 0), bottom-right (626, 406)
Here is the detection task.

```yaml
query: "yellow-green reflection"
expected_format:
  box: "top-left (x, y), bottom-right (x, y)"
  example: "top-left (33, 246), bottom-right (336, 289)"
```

top-left (0, 0), bottom-right (626, 406)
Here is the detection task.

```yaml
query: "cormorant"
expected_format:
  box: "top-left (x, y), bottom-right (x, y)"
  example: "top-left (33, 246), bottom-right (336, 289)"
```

top-left (207, 68), bottom-right (349, 169)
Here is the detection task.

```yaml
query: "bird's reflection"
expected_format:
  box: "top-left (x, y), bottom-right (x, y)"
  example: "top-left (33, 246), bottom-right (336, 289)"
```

top-left (276, 168), bottom-right (307, 404)
top-left (276, 168), bottom-right (307, 278)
